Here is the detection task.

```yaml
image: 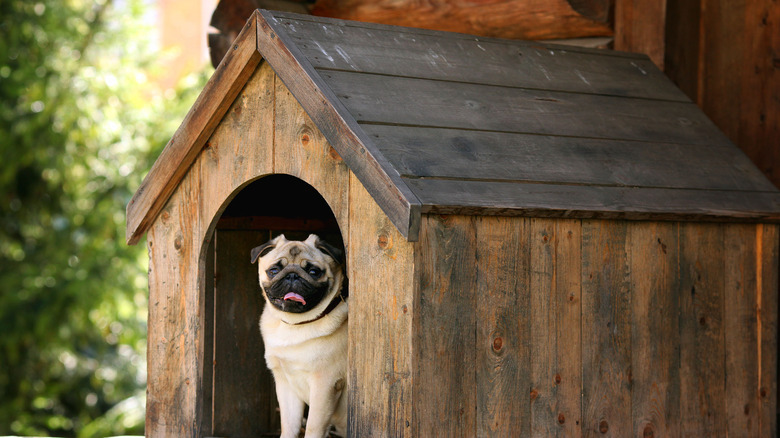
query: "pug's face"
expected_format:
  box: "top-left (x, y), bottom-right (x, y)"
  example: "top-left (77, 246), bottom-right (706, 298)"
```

top-left (251, 234), bottom-right (344, 314)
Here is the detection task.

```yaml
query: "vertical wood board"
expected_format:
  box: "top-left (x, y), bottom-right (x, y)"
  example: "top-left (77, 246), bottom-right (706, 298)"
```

top-left (581, 220), bottom-right (632, 437)
top-left (723, 224), bottom-right (760, 437)
top-left (529, 218), bottom-right (583, 437)
top-left (628, 222), bottom-right (681, 437)
top-left (347, 172), bottom-right (415, 436)
top-left (474, 216), bottom-right (530, 436)
top-left (679, 223), bottom-right (727, 436)
top-left (413, 214), bottom-right (478, 436)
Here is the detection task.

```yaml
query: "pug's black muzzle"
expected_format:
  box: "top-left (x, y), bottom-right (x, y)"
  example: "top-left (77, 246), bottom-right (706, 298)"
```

top-left (264, 266), bottom-right (330, 313)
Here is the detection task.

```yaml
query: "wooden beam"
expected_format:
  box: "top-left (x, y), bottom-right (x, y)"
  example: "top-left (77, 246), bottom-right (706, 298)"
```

top-left (310, 0), bottom-right (614, 40)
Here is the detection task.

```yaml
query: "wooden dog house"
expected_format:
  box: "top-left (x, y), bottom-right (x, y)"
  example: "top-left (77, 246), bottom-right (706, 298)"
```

top-left (126, 10), bottom-right (780, 437)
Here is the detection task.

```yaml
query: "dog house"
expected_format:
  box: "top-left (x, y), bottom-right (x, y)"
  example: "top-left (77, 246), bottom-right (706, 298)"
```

top-left (126, 10), bottom-right (780, 437)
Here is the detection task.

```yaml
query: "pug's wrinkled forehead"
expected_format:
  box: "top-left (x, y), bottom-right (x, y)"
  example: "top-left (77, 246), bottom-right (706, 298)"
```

top-left (251, 234), bottom-right (343, 269)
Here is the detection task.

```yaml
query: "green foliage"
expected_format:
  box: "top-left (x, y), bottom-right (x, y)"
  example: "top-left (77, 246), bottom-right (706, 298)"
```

top-left (0, 0), bottom-right (209, 435)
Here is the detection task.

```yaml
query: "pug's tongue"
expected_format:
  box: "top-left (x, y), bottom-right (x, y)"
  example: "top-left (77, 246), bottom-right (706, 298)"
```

top-left (283, 292), bottom-right (306, 305)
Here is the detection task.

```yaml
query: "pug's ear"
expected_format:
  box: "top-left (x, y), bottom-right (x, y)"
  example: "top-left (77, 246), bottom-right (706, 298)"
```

top-left (313, 236), bottom-right (345, 266)
top-left (250, 234), bottom-right (286, 264)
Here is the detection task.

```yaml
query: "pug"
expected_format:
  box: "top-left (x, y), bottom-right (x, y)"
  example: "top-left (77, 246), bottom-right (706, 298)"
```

top-left (251, 234), bottom-right (348, 438)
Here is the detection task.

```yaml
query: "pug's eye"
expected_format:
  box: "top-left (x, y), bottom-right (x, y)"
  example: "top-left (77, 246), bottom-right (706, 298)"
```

top-left (267, 266), bottom-right (280, 278)
top-left (307, 267), bottom-right (322, 279)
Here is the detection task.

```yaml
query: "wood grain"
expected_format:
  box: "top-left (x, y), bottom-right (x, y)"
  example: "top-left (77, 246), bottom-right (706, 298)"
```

top-left (273, 68), bottom-right (351, 240)
top-left (403, 178), bottom-right (780, 223)
top-left (723, 224), bottom-right (760, 437)
top-left (629, 222), bottom-right (681, 437)
top-left (474, 216), bottom-right (529, 436)
top-left (319, 71), bottom-right (723, 146)
top-left (581, 220), bottom-right (631, 437)
top-left (276, 15), bottom-right (682, 101)
top-left (347, 172), bottom-right (415, 436)
top-left (146, 162), bottom-right (202, 437)
top-left (198, 62), bottom-right (276, 239)
top-left (758, 224), bottom-right (779, 437)
top-left (363, 125), bottom-right (771, 192)
top-left (414, 214), bottom-right (478, 436)
top-left (309, 0), bottom-right (613, 40)
top-left (529, 218), bottom-right (582, 437)
top-left (613, 0), bottom-right (667, 68)
top-left (127, 15), bottom-right (262, 245)
top-left (679, 223), bottom-right (726, 436)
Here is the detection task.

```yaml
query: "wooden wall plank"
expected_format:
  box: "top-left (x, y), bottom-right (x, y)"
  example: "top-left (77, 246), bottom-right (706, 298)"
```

top-left (629, 222), bottom-right (681, 437)
top-left (758, 224), bottom-right (779, 437)
top-left (529, 218), bottom-right (583, 437)
top-left (319, 71), bottom-right (724, 147)
top-left (581, 220), bottom-right (632, 437)
top-left (679, 223), bottom-right (727, 436)
top-left (199, 62), bottom-right (276, 238)
top-left (273, 69), bottom-right (351, 242)
top-left (212, 229), bottom-right (279, 436)
top-left (414, 214), bottom-right (478, 436)
top-left (723, 224), bottom-right (760, 437)
top-left (347, 172), bottom-right (415, 436)
top-left (474, 216), bottom-right (530, 436)
top-left (146, 162), bottom-right (202, 437)
top-left (364, 125), bottom-right (771, 192)
top-left (276, 15), bottom-right (682, 102)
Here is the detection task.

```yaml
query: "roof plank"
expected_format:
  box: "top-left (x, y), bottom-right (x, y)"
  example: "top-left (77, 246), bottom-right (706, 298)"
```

top-left (319, 70), bottom-right (729, 145)
top-left (275, 15), bottom-right (687, 101)
top-left (405, 178), bottom-right (780, 223)
top-left (365, 125), bottom-right (775, 192)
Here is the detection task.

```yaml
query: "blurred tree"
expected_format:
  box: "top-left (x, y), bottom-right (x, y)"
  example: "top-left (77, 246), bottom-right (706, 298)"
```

top-left (0, 0), bottom-right (208, 435)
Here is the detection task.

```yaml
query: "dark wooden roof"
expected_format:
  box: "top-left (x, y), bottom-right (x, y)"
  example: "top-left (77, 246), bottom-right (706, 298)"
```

top-left (127, 9), bottom-right (780, 244)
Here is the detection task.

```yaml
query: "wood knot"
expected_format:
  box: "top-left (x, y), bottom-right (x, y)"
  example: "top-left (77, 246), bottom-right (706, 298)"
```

top-left (328, 145), bottom-right (343, 162)
top-left (174, 234), bottom-right (183, 251)
top-left (492, 336), bottom-right (503, 352)
top-left (554, 373), bottom-right (562, 385)
top-left (530, 388), bottom-right (539, 400)
top-left (402, 305), bottom-right (408, 314)
top-left (301, 133), bottom-right (310, 146)
top-left (377, 233), bottom-right (390, 249)
top-left (643, 424), bottom-right (654, 437)
top-left (558, 413), bottom-right (565, 424)
top-left (599, 420), bottom-right (609, 434)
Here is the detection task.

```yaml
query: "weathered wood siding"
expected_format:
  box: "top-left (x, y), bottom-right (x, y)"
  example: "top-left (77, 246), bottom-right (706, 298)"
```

top-left (413, 215), bottom-right (778, 437)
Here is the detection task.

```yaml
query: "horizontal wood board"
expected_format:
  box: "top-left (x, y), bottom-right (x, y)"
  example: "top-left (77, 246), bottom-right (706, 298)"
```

top-left (273, 14), bottom-right (686, 101)
top-left (364, 125), bottom-right (775, 192)
top-left (404, 178), bottom-right (780, 222)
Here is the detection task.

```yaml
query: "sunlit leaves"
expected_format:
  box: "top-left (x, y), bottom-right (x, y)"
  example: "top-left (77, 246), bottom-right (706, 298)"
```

top-left (0, 0), bottom-right (208, 435)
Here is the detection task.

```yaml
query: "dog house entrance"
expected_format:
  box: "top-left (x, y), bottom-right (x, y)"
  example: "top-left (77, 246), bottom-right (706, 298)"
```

top-left (200, 174), bottom-right (343, 437)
